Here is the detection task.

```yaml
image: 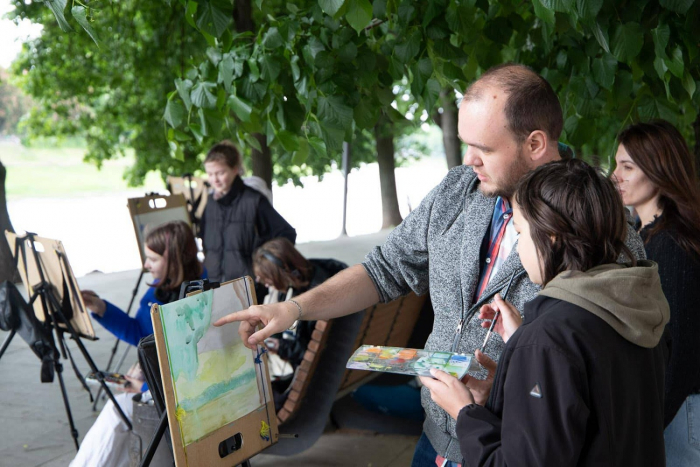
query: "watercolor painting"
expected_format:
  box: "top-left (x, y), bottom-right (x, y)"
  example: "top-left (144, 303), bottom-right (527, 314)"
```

top-left (346, 345), bottom-right (479, 379)
top-left (160, 282), bottom-right (266, 446)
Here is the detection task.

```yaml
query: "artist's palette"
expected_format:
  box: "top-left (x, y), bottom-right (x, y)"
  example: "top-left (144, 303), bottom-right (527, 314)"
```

top-left (346, 345), bottom-right (480, 379)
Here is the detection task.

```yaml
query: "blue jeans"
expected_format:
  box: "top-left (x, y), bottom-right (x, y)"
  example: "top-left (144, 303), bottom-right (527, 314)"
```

top-left (665, 394), bottom-right (700, 466)
top-left (412, 433), bottom-right (461, 467)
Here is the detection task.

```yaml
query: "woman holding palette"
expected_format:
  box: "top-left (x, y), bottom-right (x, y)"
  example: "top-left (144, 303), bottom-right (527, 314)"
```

top-left (420, 160), bottom-right (668, 466)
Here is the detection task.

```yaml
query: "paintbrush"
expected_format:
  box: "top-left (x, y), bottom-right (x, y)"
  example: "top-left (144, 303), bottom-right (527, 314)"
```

top-left (480, 270), bottom-right (518, 354)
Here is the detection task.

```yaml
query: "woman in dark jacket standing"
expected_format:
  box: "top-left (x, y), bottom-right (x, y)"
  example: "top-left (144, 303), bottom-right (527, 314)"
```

top-left (201, 141), bottom-right (296, 290)
top-left (420, 160), bottom-right (669, 466)
top-left (613, 120), bottom-right (700, 466)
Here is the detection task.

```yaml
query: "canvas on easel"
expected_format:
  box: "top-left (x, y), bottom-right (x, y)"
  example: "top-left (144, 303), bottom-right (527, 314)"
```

top-left (5, 231), bottom-right (96, 340)
top-left (151, 276), bottom-right (278, 466)
top-left (166, 175), bottom-right (209, 222)
top-left (127, 193), bottom-right (190, 264)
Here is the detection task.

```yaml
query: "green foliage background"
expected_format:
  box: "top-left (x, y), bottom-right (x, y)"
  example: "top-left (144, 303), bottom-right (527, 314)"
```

top-left (9, 0), bottom-right (700, 183)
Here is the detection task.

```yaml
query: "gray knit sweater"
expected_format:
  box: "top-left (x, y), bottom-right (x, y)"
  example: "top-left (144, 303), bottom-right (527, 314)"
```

top-left (362, 164), bottom-right (646, 463)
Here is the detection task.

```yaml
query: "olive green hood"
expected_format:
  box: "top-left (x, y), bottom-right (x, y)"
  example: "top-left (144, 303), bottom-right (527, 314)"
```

top-left (538, 260), bottom-right (669, 348)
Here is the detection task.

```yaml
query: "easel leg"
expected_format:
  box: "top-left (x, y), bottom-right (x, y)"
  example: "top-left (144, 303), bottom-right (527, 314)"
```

top-left (0, 329), bottom-right (16, 359)
top-left (93, 269), bottom-right (144, 411)
top-left (139, 411), bottom-right (168, 467)
top-left (55, 360), bottom-right (80, 451)
top-left (43, 290), bottom-right (133, 430)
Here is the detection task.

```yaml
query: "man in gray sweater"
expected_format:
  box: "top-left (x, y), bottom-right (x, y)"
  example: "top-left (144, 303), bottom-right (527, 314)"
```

top-left (215, 63), bottom-right (645, 466)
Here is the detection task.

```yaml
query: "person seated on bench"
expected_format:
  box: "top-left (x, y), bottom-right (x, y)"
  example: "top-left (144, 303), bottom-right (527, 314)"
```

top-left (71, 221), bottom-right (204, 467)
top-left (252, 238), bottom-right (346, 409)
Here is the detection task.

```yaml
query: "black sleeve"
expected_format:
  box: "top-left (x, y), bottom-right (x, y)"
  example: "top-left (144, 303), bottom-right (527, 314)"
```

top-left (456, 345), bottom-right (590, 466)
top-left (255, 196), bottom-right (296, 244)
top-left (276, 321), bottom-right (315, 368)
top-left (647, 234), bottom-right (700, 426)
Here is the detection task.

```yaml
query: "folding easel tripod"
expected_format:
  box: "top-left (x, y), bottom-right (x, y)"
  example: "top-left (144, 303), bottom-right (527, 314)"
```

top-left (92, 267), bottom-right (145, 411)
top-left (3, 232), bottom-right (132, 449)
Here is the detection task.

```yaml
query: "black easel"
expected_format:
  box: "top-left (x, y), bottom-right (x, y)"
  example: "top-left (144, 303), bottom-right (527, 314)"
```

top-left (2, 232), bottom-right (133, 449)
top-left (139, 279), bottom-right (252, 467)
top-left (92, 267), bottom-right (145, 411)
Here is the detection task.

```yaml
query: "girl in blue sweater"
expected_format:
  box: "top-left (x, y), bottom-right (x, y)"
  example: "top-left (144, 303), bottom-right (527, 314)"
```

top-left (71, 221), bottom-right (203, 467)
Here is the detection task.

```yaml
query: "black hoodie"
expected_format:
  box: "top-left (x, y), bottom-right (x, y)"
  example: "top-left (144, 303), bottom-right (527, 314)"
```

top-left (455, 261), bottom-right (670, 466)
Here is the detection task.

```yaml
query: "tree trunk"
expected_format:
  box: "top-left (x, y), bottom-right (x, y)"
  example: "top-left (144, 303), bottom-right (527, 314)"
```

top-left (439, 87), bottom-right (462, 169)
top-left (0, 161), bottom-right (20, 283)
top-left (375, 120), bottom-right (403, 229)
top-left (251, 133), bottom-right (273, 192)
top-left (232, 0), bottom-right (273, 191)
top-left (694, 113), bottom-right (700, 179)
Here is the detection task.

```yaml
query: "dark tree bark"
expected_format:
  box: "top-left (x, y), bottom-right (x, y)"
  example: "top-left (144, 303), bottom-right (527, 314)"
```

top-left (233, 0), bottom-right (273, 190)
top-left (251, 133), bottom-right (273, 192)
top-left (0, 161), bottom-right (20, 283)
top-left (375, 120), bottom-right (403, 229)
top-left (439, 87), bottom-right (462, 170)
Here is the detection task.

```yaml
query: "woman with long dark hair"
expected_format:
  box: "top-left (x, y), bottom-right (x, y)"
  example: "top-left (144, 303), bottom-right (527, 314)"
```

top-left (613, 120), bottom-right (700, 465)
top-left (71, 221), bottom-right (204, 467)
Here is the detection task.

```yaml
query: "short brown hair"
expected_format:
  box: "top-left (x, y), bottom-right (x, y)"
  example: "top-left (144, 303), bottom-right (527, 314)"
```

top-left (145, 221), bottom-right (202, 290)
top-left (463, 63), bottom-right (563, 143)
top-left (514, 159), bottom-right (633, 285)
top-left (253, 238), bottom-right (312, 290)
top-left (617, 120), bottom-right (700, 257)
top-left (204, 140), bottom-right (241, 169)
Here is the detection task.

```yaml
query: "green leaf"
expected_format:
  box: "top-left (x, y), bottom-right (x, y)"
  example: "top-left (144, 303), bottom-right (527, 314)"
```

top-left (338, 42), bottom-right (358, 62)
top-left (683, 70), bottom-right (697, 98)
top-left (185, 1), bottom-right (198, 30)
top-left (163, 99), bottom-right (186, 128)
top-left (540, 0), bottom-right (575, 12)
top-left (319, 0), bottom-right (346, 16)
top-left (592, 53), bottom-right (617, 90)
top-left (318, 95), bottom-right (353, 129)
top-left (611, 23), bottom-right (644, 63)
top-left (228, 95), bottom-right (252, 122)
top-left (654, 56), bottom-right (669, 80)
top-left (291, 55), bottom-right (301, 82)
top-left (245, 134), bottom-right (263, 152)
top-left (652, 24), bottom-right (670, 59)
top-left (660, 0), bottom-right (695, 14)
top-left (262, 27), bottom-right (285, 49)
top-left (665, 47), bottom-right (684, 78)
top-left (46, 0), bottom-right (72, 32)
top-left (532, 0), bottom-right (555, 24)
top-left (175, 79), bottom-right (193, 112)
top-left (71, 6), bottom-right (99, 45)
top-left (345, 0), bottom-right (373, 34)
top-left (308, 136), bottom-right (327, 157)
top-left (190, 81), bottom-right (217, 109)
top-left (590, 21), bottom-right (610, 53)
top-left (218, 55), bottom-right (235, 91)
top-left (423, 78), bottom-right (441, 113)
top-left (576, 0), bottom-right (603, 18)
top-left (260, 56), bottom-right (282, 81)
top-left (197, 2), bottom-right (231, 38)
top-left (276, 129), bottom-right (300, 152)
top-left (354, 98), bottom-right (379, 130)
top-left (206, 47), bottom-right (222, 66)
top-left (292, 139), bottom-right (310, 166)
top-left (395, 30), bottom-right (422, 63)
top-left (248, 58), bottom-right (261, 82)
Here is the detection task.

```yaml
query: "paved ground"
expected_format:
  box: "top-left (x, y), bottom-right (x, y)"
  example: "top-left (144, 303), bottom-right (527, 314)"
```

top-left (0, 230), bottom-right (424, 467)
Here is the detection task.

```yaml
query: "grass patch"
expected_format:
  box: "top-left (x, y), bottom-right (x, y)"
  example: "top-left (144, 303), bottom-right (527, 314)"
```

top-left (0, 141), bottom-right (165, 200)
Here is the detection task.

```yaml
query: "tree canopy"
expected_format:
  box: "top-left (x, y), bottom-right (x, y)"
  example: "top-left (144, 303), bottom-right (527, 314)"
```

top-left (10, 0), bottom-right (700, 185)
